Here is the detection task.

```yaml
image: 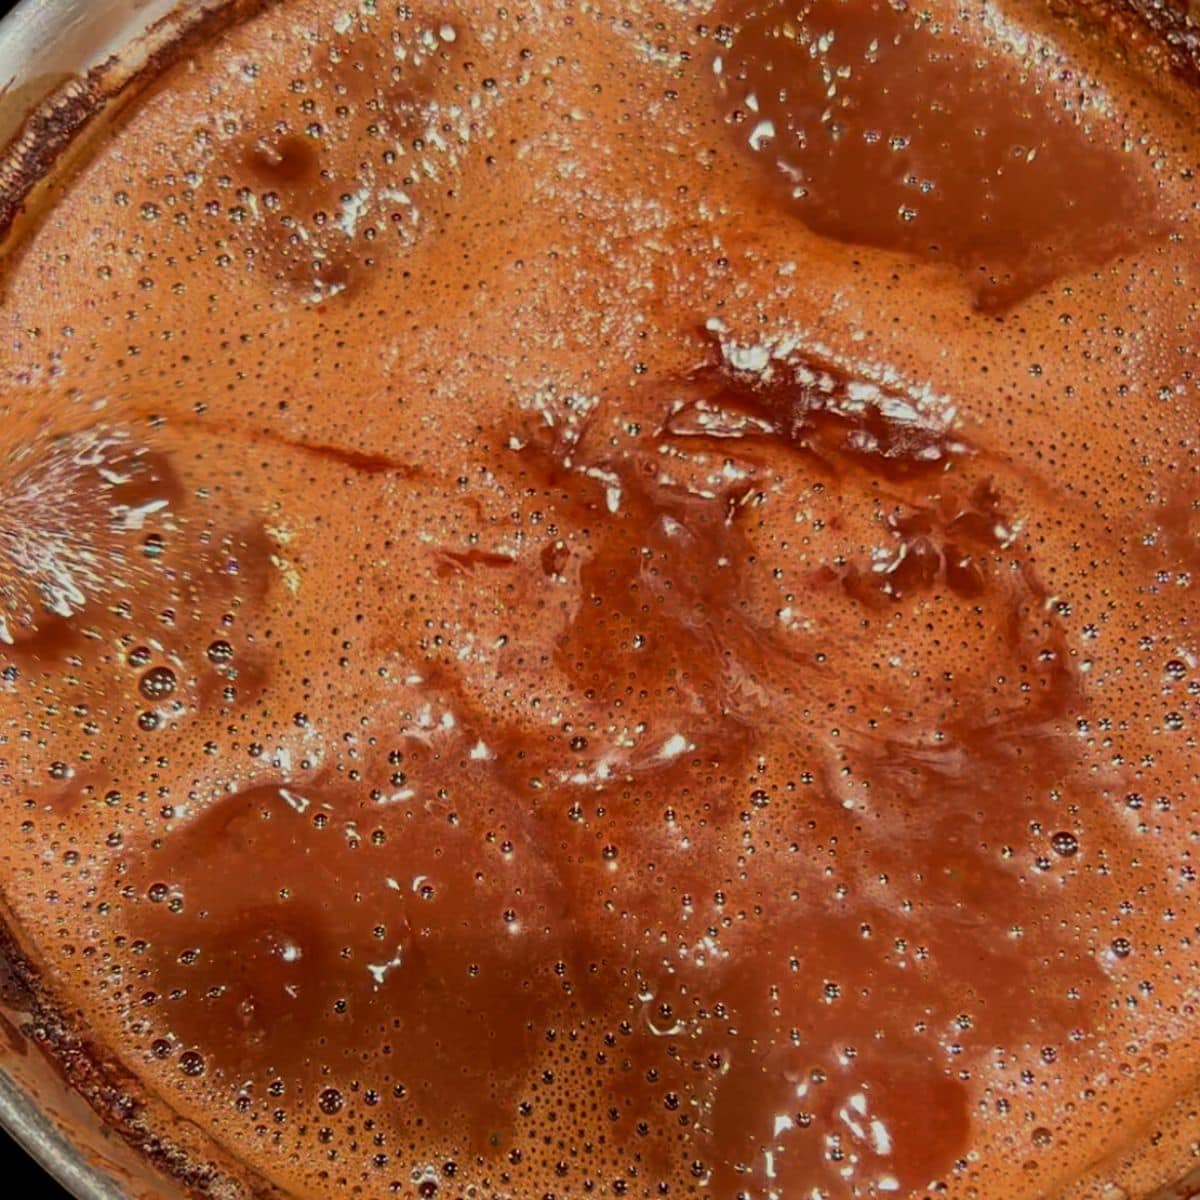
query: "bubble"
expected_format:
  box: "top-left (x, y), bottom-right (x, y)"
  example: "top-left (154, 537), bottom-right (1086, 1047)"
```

top-left (179, 1050), bottom-right (206, 1077)
top-left (139, 667), bottom-right (178, 700)
top-left (207, 640), bottom-right (234, 664)
top-left (1050, 832), bottom-right (1079, 857)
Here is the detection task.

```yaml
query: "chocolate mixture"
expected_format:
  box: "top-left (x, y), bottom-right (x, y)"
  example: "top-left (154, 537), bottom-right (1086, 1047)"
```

top-left (0, 1), bottom-right (1198, 1197)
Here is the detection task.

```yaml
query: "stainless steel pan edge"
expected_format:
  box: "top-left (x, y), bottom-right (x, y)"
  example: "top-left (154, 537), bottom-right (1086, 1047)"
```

top-left (0, 5), bottom-right (212, 1193)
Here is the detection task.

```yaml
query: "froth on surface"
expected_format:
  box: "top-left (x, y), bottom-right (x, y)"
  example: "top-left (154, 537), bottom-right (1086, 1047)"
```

top-left (0, 1), bottom-right (1199, 1198)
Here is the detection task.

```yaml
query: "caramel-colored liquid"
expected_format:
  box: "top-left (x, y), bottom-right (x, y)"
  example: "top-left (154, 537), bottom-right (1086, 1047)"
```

top-left (0, 2), bottom-right (1198, 1197)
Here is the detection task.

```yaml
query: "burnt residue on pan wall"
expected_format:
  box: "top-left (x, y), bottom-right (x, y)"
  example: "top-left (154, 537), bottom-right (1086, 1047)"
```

top-left (0, 1), bottom-right (281, 250)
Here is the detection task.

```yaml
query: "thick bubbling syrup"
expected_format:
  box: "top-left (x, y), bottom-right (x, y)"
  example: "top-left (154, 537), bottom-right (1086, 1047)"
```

top-left (0, 1), bottom-right (1198, 1198)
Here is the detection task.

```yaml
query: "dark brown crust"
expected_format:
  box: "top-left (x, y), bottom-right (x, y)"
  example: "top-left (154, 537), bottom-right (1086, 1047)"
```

top-left (1116, 0), bottom-right (1200, 81)
top-left (0, 81), bottom-right (100, 240)
top-left (1049, 0), bottom-right (1200, 87)
top-left (0, 0), bottom-right (279, 250)
top-left (0, 912), bottom-right (284, 1198)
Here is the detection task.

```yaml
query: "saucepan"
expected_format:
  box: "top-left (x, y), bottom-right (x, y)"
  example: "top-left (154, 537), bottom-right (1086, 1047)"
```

top-left (0, 1), bottom-right (1199, 1198)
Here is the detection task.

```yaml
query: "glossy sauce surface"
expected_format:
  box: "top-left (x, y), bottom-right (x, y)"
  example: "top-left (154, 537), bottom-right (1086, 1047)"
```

top-left (0, 2), bottom-right (1198, 1198)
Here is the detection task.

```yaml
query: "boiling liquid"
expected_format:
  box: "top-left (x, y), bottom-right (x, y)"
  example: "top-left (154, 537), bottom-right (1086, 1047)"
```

top-left (0, 2), bottom-right (1198, 1197)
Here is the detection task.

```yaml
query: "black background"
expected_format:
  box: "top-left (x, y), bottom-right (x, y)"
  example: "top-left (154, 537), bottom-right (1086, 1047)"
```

top-left (4, 1132), bottom-right (72, 1199)
top-left (1, 3), bottom-right (100, 1196)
